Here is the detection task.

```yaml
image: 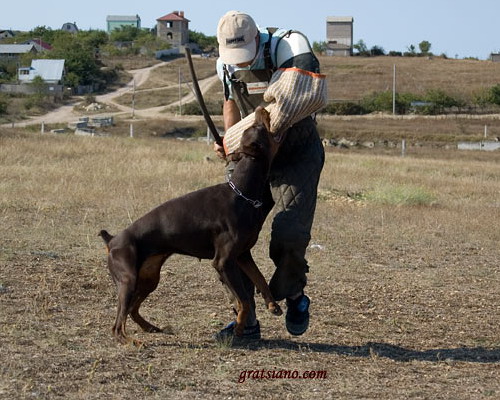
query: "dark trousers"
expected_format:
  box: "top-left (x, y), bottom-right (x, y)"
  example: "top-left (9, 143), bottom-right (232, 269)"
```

top-left (232, 117), bottom-right (324, 323)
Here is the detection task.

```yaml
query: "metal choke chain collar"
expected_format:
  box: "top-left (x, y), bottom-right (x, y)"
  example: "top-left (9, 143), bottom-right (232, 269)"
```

top-left (226, 177), bottom-right (263, 208)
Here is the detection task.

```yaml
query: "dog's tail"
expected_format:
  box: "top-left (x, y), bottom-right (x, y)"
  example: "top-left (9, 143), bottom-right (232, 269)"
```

top-left (98, 230), bottom-right (114, 251)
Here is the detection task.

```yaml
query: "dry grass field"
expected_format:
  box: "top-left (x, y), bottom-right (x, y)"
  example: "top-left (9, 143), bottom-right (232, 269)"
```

top-left (1, 127), bottom-right (499, 399)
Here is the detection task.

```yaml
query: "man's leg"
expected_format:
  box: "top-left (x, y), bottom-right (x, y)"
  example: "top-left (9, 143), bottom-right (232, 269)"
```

top-left (268, 118), bottom-right (324, 334)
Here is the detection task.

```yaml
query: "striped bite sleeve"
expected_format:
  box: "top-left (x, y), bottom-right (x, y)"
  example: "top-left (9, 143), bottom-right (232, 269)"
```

top-left (222, 68), bottom-right (327, 155)
top-left (263, 68), bottom-right (327, 140)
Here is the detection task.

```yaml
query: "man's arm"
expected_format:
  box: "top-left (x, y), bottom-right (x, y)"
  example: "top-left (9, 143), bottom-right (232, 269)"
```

top-left (223, 99), bottom-right (241, 130)
top-left (213, 99), bottom-right (242, 159)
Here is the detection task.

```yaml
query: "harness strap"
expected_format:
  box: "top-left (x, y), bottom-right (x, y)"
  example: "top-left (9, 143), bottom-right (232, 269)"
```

top-left (223, 28), bottom-right (277, 102)
top-left (263, 28), bottom-right (276, 71)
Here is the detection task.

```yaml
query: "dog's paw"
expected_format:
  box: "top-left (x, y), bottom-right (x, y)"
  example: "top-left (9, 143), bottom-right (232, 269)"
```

top-left (268, 303), bottom-right (283, 316)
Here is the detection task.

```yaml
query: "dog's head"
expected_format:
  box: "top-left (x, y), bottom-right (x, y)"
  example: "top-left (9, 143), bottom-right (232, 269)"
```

top-left (237, 107), bottom-right (280, 163)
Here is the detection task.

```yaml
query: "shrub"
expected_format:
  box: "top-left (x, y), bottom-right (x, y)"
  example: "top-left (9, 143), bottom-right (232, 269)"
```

top-left (362, 91), bottom-right (393, 113)
top-left (471, 88), bottom-right (492, 107)
top-left (180, 100), bottom-right (223, 116)
top-left (84, 94), bottom-right (96, 106)
top-left (0, 94), bottom-right (7, 114)
top-left (361, 91), bottom-right (419, 114)
top-left (419, 89), bottom-right (465, 114)
top-left (321, 101), bottom-right (367, 115)
top-left (488, 84), bottom-right (500, 106)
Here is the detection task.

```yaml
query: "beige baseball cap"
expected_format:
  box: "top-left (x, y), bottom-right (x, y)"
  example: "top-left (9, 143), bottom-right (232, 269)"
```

top-left (217, 11), bottom-right (258, 65)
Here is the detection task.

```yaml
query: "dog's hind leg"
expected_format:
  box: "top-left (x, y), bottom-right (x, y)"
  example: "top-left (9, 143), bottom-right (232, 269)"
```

top-left (108, 246), bottom-right (138, 344)
top-left (130, 254), bottom-right (170, 334)
top-left (237, 251), bottom-right (282, 316)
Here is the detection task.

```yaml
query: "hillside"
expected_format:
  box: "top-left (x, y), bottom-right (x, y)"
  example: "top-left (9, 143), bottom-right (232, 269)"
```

top-left (117, 55), bottom-right (500, 106)
top-left (319, 55), bottom-right (500, 101)
top-left (4, 55), bottom-right (500, 146)
top-left (112, 55), bottom-right (500, 146)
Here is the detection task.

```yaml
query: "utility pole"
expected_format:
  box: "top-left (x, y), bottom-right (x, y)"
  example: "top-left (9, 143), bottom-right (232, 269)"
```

top-left (392, 64), bottom-right (396, 115)
top-left (178, 67), bottom-right (182, 115)
top-left (131, 78), bottom-right (135, 119)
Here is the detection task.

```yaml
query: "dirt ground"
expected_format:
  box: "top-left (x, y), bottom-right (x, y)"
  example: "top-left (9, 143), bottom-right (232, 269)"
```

top-left (0, 129), bottom-right (499, 399)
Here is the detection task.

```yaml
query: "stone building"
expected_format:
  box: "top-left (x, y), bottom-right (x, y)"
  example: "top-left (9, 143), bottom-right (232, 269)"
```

top-left (156, 11), bottom-right (190, 48)
top-left (326, 16), bottom-right (353, 56)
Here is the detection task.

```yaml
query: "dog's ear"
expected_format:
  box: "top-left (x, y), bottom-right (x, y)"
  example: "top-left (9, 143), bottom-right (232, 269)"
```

top-left (255, 107), bottom-right (271, 133)
top-left (99, 230), bottom-right (114, 252)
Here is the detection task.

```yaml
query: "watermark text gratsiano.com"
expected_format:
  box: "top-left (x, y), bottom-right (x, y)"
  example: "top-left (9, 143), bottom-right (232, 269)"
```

top-left (238, 369), bottom-right (327, 383)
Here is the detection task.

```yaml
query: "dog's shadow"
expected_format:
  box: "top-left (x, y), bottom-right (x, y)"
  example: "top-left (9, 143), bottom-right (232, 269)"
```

top-left (233, 339), bottom-right (500, 363)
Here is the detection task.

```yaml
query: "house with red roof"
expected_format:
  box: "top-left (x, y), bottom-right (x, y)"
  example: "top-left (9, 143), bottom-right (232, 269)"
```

top-left (156, 11), bottom-right (190, 48)
top-left (23, 39), bottom-right (52, 52)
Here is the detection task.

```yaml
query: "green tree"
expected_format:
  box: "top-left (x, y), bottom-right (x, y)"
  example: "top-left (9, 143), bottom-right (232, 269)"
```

top-left (370, 45), bottom-right (385, 56)
top-left (133, 34), bottom-right (166, 56)
top-left (49, 33), bottom-right (100, 87)
top-left (189, 30), bottom-right (218, 51)
top-left (405, 44), bottom-right (417, 56)
top-left (64, 72), bottom-right (80, 88)
top-left (25, 75), bottom-right (48, 110)
top-left (312, 41), bottom-right (328, 55)
top-left (30, 25), bottom-right (56, 44)
top-left (419, 40), bottom-right (432, 55)
top-left (353, 39), bottom-right (369, 56)
top-left (110, 26), bottom-right (139, 42)
top-left (0, 61), bottom-right (19, 83)
top-left (78, 30), bottom-right (109, 49)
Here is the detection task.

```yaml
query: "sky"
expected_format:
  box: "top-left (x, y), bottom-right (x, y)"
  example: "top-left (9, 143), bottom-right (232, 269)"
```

top-left (1, 0), bottom-right (499, 60)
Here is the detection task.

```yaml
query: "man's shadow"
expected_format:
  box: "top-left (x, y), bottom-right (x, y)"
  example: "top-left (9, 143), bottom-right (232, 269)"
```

top-left (234, 339), bottom-right (500, 363)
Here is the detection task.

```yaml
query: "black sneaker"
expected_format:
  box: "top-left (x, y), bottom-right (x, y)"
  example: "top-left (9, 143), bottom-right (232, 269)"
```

top-left (286, 294), bottom-right (310, 336)
top-left (213, 320), bottom-right (261, 343)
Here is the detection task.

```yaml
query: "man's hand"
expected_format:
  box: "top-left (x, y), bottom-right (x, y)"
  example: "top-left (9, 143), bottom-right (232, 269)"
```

top-left (213, 142), bottom-right (226, 160)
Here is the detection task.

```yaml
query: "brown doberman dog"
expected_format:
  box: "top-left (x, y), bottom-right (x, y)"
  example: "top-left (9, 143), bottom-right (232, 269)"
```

top-left (99, 107), bottom-right (282, 344)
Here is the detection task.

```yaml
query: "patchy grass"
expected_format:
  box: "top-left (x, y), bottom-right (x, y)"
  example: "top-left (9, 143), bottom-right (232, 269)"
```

top-left (365, 183), bottom-right (437, 206)
top-left (1, 128), bottom-right (499, 399)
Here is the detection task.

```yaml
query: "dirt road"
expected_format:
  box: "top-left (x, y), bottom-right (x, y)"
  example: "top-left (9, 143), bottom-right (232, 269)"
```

top-left (6, 59), bottom-right (219, 127)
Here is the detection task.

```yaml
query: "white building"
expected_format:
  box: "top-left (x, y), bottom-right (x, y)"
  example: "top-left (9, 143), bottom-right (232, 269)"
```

top-left (18, 59), bottom-right (65, 84)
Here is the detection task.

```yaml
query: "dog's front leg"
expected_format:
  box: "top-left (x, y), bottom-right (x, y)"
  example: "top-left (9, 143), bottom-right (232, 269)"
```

top-left (214, 256), bottom-right (251, 337)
